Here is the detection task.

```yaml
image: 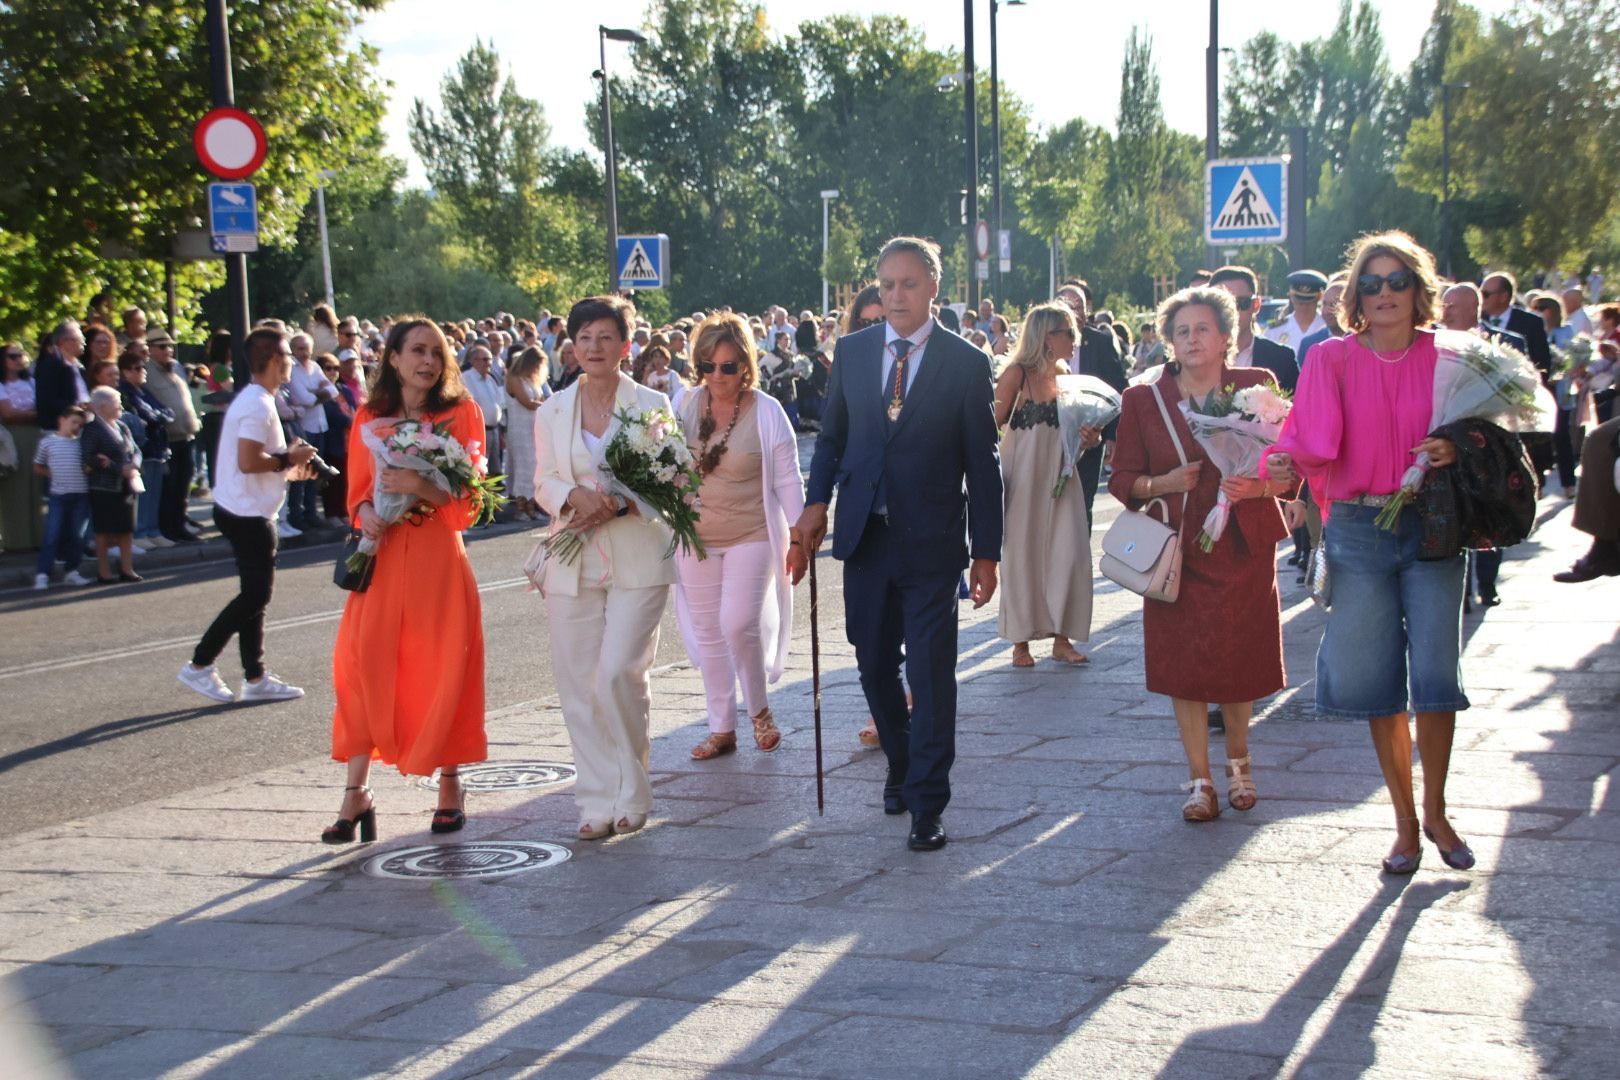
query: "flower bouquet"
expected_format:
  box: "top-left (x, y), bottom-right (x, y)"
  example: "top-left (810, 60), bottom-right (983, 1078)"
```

top-left (1373, 329), bottom-right (1555, 530)
top-left (346, 417), bottom-right (505, 578)
top-left (1551, 335), bottom-right (1595, 409)
top-left (541, 405), bottom-right (704, 566)
top-left (1051, 374), bottom-right (1122, 498)
top-left (1180, 381), bottom-right (1293, 552)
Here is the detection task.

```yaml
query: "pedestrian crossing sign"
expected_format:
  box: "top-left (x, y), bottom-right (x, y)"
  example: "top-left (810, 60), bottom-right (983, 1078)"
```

top-left (1205, 158), bottom-right (1288, 245)
top-left (616, 234), bottom-right (669, 290)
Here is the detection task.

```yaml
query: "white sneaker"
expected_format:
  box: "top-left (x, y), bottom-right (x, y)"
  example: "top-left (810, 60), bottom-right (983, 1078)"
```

top-left (178, 663), bottom-right (236, 703)
top-left (144, 535), bottom-right (173, 549)
top-left (63, 570), bottom-right (93, 587)
top-left (33, 573), bottom-right (49, 591)
top-left (108, 545), bottom-right (121, 558)
top-left (129, 543), bottom-right (147, 556)
top-left (239, 671), bottom-right (305, 701)
top-left (278, 520), bottom-right (303, 538)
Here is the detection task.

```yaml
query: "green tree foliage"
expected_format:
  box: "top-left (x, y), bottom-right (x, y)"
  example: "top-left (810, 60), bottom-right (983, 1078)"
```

top-left (0, 0), bottom-right (389, 341)
top-left (1399, 1), bottom-right (1620, 271)
top-left (409, 41), bottom-right (603, 310)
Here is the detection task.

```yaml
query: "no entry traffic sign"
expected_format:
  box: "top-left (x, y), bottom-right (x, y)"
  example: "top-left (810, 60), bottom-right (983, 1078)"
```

top-left (194, 107), bottom-right (267, 180)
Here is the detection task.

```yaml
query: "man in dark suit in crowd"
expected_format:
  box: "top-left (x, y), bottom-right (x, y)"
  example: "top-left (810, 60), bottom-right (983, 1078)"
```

top-left (1441, 281), bottom-right (1529, 609)
top-left (1054, 279), bottom-right (1127, 528)
top-left (1209, 266), bottom-right (1299, 393)
top-left (1480, 271), bottom-right (1552, 379)
top-left (799, 236), bottom-right (1004, 853)
top-left (34, 320), bottom-right (90, 432)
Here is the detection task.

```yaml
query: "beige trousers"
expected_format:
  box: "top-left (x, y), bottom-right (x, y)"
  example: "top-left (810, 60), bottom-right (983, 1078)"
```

top-left (545, 583), bottom-right (670, 824)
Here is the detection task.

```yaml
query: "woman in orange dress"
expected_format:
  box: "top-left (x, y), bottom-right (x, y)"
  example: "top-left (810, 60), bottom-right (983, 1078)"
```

top-left (322, 317), bottom-right (488, 843)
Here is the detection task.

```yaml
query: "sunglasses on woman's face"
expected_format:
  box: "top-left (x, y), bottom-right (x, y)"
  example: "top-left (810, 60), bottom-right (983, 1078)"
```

top-left (697, 360), bottom-right (741, 375)
top-left (857, 316), bottom-right (883, 328)
top-left (1357, 268), bottom-right (1416, 296)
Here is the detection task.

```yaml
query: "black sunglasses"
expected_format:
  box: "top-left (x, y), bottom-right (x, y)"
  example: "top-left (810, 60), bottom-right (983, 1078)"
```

top-left (1357, 269), bottom-right (1416, 296)
top-left (857, 316), bottom-right (883, 328)
top-left (3, 350), bottom-right (24, 360)
top-left (1229, 294), bottom-right (1256, 312)
top-left (697, 360), bottom-right (741, 375)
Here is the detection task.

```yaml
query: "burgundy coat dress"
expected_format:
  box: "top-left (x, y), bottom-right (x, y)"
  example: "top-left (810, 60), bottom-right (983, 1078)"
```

top-left (1107, 366), bottom-right (1293, 704)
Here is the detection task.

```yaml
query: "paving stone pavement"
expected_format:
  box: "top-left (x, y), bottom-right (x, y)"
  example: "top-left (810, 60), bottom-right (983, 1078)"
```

top-left (2, 493), bottom-right (1617, 1079)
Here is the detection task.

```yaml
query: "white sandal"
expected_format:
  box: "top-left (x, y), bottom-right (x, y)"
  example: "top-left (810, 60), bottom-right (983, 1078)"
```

top-left (1225, 755), bottom-right (1257, 811)
top-left (1181, 778), bottom-right (1220, 822)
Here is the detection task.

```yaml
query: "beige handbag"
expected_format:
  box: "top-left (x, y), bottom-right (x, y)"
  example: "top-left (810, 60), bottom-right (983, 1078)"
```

top-left (1100, 383), bottom-right (1189, 603)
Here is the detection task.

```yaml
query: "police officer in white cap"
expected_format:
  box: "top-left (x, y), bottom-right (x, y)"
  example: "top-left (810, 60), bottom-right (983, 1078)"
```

top-left (1264, 269), bottom-right (1329, 350)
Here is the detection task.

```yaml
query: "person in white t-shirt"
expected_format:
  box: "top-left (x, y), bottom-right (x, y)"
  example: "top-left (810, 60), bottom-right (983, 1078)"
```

top-left (462, 344), bottom-right (505, 477)
top-left (179, 328), bottom-right (317, 704)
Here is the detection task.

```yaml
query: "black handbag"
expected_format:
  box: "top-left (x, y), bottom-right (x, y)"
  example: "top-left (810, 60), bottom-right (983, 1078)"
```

top-left (334, 531), bottom-right (374, 592)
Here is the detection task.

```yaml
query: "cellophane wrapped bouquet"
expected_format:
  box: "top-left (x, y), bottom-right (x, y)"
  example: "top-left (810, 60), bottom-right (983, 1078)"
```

top-left (1181, 382), bottom-right (1293, 552)
top-left (346, 417), bottom-right (505, 577)
top-left (1051, 374), bottom-right (1122, 498)
top-left (1374, 329), bottom-right (1554, 530)
top-left (542, 405), bottom-right (704, 564)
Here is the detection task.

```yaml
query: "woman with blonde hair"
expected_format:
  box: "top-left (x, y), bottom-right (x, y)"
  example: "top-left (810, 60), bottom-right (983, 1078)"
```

top-left (504, 346), bottom-right (550, 522)
top-left (1267, 231), bottom-right (1476, 874)
top-left (994, 302), bottom-right (1099, 666)
top-left (675, 312), bottom-right (807, 760)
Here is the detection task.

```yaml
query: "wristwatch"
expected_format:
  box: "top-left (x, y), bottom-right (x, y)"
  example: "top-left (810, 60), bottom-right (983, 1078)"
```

top-left (271, 451), bottom-right (291, 472)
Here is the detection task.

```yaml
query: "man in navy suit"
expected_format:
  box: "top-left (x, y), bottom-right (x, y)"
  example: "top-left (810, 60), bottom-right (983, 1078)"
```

top-left (1209, 266), bottom-right (1299, 392)
top-left (798, 236), bottom-right (1003, 852)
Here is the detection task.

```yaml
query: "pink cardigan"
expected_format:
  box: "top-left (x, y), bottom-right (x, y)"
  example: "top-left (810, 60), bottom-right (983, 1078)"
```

top-left (1266, 331), bottom-right (1438, 506)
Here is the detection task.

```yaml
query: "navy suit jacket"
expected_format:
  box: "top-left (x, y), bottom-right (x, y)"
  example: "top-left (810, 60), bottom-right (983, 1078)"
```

top-left (805, 323), bottom-right (1003, 575)
top-left (1501, 307), bottom-right (1552, 383)
top-left (1251, 337), bottom-right (1299, 393)
top-left (34, 350), bottom-right (81, 431)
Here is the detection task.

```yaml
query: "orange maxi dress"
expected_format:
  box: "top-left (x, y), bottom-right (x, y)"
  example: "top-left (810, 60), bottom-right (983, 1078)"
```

top-left (331, 398), bottom-right (488, 774)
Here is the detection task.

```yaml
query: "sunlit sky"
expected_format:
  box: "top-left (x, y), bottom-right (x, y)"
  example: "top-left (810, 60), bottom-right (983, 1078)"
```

top-left (361, 0), bottom-right (1515, 184)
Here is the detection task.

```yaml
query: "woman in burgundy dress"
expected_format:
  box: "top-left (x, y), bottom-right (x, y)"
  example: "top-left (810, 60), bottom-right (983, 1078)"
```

top-left (1108, 287), bottom-right (1296, 822)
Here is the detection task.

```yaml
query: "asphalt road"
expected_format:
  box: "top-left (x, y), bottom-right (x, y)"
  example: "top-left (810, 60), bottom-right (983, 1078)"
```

top-left (0, 526), bottom-right (708, 829)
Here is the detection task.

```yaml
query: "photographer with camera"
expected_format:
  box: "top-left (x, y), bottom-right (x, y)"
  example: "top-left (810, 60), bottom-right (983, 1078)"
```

top-left (179, 328), bottom-right (320, 704)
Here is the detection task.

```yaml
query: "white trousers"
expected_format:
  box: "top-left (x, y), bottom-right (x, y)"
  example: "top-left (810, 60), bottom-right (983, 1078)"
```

top-left (676, 541), bottom-right (774, 733)
top-left (545, 582), bottom-right (669, 823)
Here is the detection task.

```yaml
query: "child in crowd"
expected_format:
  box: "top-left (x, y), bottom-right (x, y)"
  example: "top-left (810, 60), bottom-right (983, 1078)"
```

top-left (33, 404), bottom-right (93, 590)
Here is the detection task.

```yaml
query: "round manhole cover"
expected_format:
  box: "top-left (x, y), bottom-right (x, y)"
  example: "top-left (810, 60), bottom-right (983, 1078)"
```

top-left (362, 841), bottom-right (571, 880)
top-left (418, 761), bottom-right (576, 792)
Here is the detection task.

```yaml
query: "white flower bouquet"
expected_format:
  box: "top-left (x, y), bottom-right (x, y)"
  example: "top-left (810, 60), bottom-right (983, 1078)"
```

top-left (1181, 382), bottom-right (1293, 552)
top-left (542, 405), bottom-right (704, 565)
top-left (1374, 329), bottom-right (1554, 530)
top-left (345, 417), bottom-right (504, 577)
top-left (1051, 374), bottom-right (1122, 498)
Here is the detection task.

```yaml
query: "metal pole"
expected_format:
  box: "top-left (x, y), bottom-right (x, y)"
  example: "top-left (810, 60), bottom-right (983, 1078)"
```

top-left (205, 0), bottom-right (250, 388)
top-left (164, 260), bottom-right (177, 335)
top-left (963, 0), bottom-right (979, 310)
top-left (1288, 125), bottom-right (1307, 270)
top-left (601, 27), bottom-right (621, 294)
top-left (822, 194), bottom-right (830, 316)
top-left (809, 553), bottom-right (824, 816)
top-left (316, 182), bottom-right (335, 308)
top-left (1441, 85), bottom-right (1453, 279)
top-left (1205, 0), bottom-right (1220, 269)
top-left (990, 0), bottom-right (1002, 309)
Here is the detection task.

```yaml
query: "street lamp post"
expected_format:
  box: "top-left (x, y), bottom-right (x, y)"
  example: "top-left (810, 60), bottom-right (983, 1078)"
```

top-left (315, 168), bottom-right (336, 309)
top-left (1205, 0), bottom-right (1220, 269)
top-left (1440, 81), bottom-right (1470, 279)
top-left (963, 0), bottom-right (978, 309)
top-left (820, 189), bottom-right (839, 315)
top-left (597, 25), bottom-right (648, 293)
top-left (989, 1), bottom-right (1025, 309)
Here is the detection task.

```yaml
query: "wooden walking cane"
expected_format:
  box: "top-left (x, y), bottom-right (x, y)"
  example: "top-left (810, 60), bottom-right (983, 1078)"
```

top-left (809, 551), bottom-right (825, 815)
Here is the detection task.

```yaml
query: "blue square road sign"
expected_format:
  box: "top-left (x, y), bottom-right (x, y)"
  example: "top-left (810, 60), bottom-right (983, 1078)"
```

top-left (1205, 158), bottom-right (1287, 245)
top-left (617, 234), bottom-right (669, 290)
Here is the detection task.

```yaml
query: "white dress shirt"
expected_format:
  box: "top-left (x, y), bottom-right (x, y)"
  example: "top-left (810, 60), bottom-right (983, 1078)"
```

top-left (880, 318), bottom-right (936, 398)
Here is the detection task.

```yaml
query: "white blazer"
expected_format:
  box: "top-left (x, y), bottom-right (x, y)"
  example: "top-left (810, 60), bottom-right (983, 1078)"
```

top-left (674, 389), bottom-right (806, 682)
top-left (529, 374), bottom-right (678, 598)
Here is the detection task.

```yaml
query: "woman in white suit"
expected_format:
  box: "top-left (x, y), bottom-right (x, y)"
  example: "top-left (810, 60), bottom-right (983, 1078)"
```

top-left (532, 296), bottom-right (677, 841)
top-left (675, 313), bottom-right (808, 760)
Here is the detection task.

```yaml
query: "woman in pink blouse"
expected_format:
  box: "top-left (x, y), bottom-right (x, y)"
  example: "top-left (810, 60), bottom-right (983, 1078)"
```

top-left (1266, 231), bottom-right (1476, 876)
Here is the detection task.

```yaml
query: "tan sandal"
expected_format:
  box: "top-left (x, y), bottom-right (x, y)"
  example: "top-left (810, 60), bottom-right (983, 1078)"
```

top-left (857, 720), bottom-right (881, 750)
top-left (751, 708), bottom-right (781, 752)
top-left (1226, 755), bottom-right (1258, 811)
top-left (1181, 778), bottom-right (1221, 822)
top-left (690, 732), bottom-right (737, 761)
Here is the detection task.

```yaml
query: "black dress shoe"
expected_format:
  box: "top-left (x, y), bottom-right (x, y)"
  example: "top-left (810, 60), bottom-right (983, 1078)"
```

top-left (1478, 592), bottom-right (1502, 608)
top-left (1208, 707), bottom-right (1225, 733)
top-left (908, 813), bottom-right (947, 851)
top-left (883, 765), bottom-right (906, 816)
top-left (1553, 555), bottom-right (1620, 583)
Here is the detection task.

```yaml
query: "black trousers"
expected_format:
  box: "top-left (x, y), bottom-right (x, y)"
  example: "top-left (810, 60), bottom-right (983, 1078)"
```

top-left (1077, 442), bottom-right (1105, 531)
top-left (160, 438), bottom-right (195, 539)
top-left (201, 412), bottom-right (224, 487)
top-left (1553, 408), bottom-right (1578, 491)
top-left (193, 506), bottom-right (277, 680)
top-left (843, 516), bottom-right (960, 817)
